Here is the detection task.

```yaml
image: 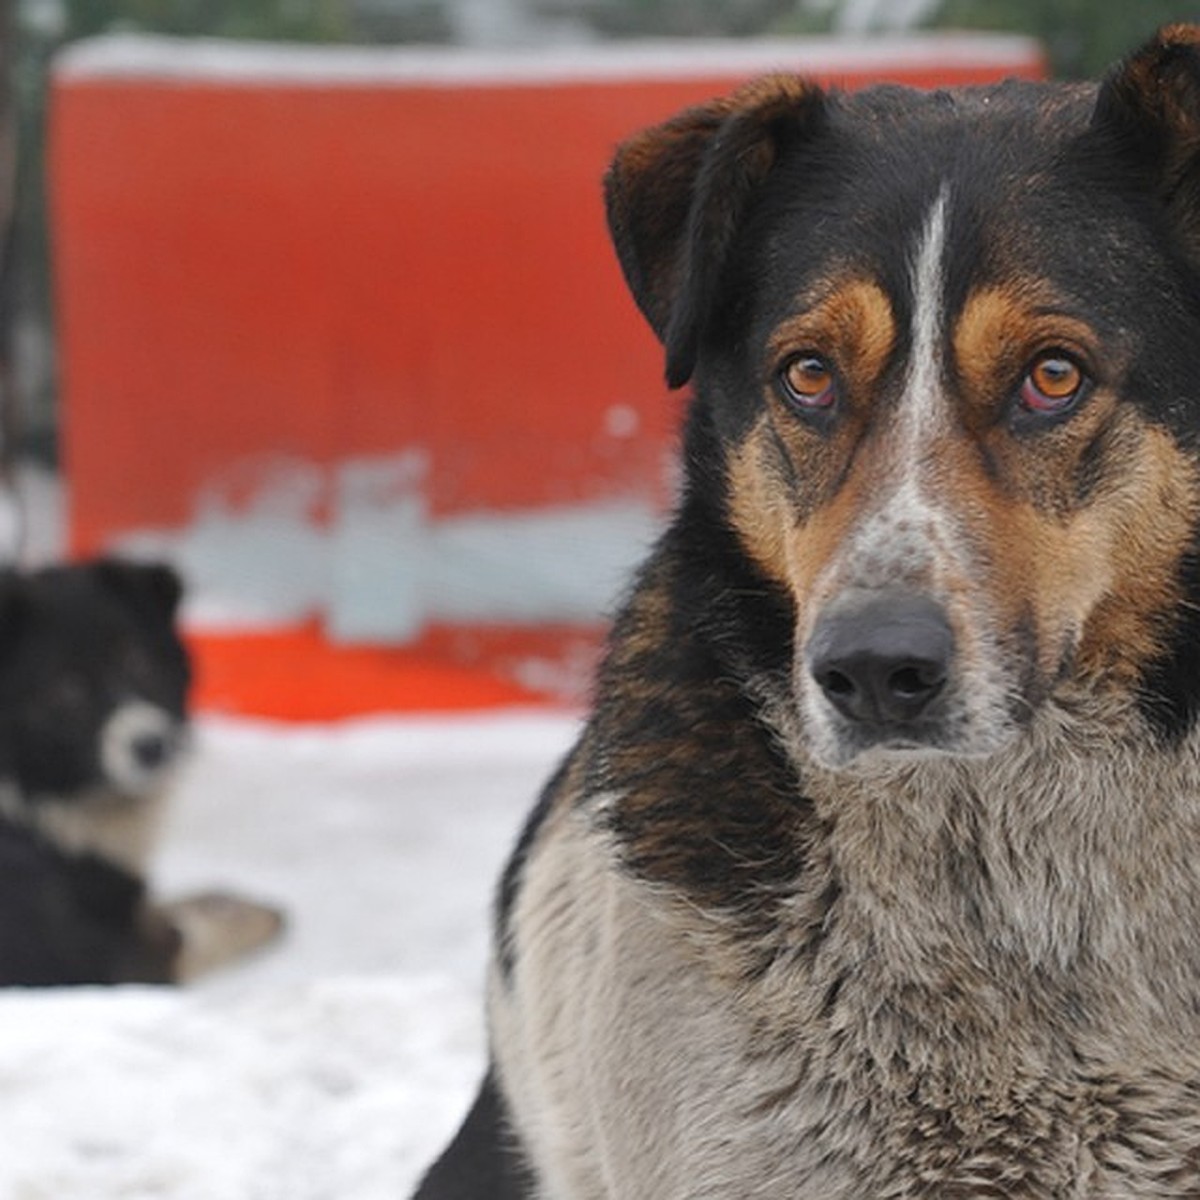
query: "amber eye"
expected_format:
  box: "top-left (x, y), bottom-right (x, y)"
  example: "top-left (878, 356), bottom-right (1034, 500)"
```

top-left (1019, 353), bottom-right (1086, 416)
top-left (779, 354), bottom-right (836, 410)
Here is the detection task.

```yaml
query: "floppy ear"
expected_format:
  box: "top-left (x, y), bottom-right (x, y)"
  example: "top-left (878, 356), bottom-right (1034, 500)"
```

top-left (605, 75), bottom-right (827, 389)
top-left (1091, 25), bottom-right (1200, 225)
top-left (93, 558), bottom-right (184, 622)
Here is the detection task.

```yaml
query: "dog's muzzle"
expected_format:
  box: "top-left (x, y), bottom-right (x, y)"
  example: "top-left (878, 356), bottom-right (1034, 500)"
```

top-left (100, 701), bottom-right (188, 798)
top-left (806, 589), bottom-right (954, 748)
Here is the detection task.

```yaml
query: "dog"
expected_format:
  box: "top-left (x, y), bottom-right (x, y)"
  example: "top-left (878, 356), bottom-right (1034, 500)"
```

top-left (0, 557), bottom-right (283, 985)
top-left (415, 25), bottom-right (1200, 1197)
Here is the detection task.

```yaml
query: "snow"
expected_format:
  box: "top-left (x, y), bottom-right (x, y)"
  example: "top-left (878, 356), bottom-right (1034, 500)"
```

top-left (0, 709), bottom-right (582, 1199)
top-left (111, 451), bottom-right (662, 638)
top-left (55, 30), bottom-right (1045, 89)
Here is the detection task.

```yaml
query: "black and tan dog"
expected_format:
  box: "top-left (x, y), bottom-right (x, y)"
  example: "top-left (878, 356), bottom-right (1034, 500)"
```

top-left (417, 26), bottom-right (1200, 1197)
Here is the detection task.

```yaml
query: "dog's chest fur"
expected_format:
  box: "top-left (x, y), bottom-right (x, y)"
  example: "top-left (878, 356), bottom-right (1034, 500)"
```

top-left (495, 692), bottom-right (1200, 1198)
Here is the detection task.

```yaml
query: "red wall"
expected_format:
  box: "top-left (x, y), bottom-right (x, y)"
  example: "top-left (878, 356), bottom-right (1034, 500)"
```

top-left (51, 35), bottom-right (1045, 557)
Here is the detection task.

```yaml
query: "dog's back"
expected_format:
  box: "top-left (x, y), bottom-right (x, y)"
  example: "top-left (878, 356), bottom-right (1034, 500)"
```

top-left (418, 26), bottom-right (1200, 1197)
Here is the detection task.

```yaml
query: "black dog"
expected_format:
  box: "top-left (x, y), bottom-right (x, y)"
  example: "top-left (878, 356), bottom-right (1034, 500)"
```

top-left (0, 558), bottom-right (282, 985)
top-left (417, 25), bottom-right (1200, 1198)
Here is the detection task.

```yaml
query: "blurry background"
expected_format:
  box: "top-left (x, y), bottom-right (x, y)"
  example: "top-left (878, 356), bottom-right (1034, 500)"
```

top-left (0, 0), bottom-right (1190, 720)
top-left (10, 0), bottom-right (1199, 459)
top-left (0, 0), bottom-right (1190, 719)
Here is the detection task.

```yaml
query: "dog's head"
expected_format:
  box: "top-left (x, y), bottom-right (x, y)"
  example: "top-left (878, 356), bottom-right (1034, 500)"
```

top-left (607, 27), bottom-right (1200, 770)
top-left (0, 559), bottom-right (191, 801)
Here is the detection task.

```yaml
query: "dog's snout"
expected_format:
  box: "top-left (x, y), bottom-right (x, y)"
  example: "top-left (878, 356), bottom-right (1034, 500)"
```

top-left (807, 592), bottom-right (954, 726)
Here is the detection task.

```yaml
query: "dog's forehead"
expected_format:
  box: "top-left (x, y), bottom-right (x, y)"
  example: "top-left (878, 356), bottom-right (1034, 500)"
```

top-left (745, 79), bottom-right (1134, 333)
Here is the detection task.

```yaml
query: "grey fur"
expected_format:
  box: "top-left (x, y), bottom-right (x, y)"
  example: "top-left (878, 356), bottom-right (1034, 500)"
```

top-left (494, 698), bottom-right (1200, 1196)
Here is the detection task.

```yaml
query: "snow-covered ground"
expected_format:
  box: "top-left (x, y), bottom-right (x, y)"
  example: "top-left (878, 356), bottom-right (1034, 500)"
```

top-left (0, 709), bottom-right (581, 1199)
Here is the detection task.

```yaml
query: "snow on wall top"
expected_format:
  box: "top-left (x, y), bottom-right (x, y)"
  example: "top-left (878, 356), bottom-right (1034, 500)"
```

top-left (54, 31), bottom-right (1044, 89)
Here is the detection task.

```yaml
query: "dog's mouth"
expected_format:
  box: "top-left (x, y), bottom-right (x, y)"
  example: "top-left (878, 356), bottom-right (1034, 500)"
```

top-left (803, 711), bottom-right (957, 770)
top-left (801, 703), bottom-right (1021, 772)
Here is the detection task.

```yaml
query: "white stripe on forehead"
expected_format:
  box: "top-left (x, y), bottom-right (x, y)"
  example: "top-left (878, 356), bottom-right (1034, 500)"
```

top-left (824, 186), bottom-right (958, 596)
top-left (903, 184), bottom-right (952, 447)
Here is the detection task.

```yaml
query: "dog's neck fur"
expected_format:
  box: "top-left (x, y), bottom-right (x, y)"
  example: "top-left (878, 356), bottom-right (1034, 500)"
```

top-left (809, 698), bottom-right (1198, 947)
top-left (0, 783), bottom-right (170, 875)
top-left (736, 686), bottom-right (1200, 1073)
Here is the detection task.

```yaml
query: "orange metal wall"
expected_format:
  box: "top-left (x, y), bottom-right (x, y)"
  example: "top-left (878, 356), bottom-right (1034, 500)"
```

top-left (51, 36), bottom-right (1045, 559)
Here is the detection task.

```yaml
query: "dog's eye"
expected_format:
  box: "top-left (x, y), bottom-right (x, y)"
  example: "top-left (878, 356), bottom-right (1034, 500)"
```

top-left (1019, 353), bottom-right (1086, 416)
top-left (779, 354), bottom-right (836, 410)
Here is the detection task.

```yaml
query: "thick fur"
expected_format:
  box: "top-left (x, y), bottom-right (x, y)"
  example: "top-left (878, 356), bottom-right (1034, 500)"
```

top-left (0, 558), bottom-right (283, 985)
top-left (417, 26), bottom-right (1200, 1197)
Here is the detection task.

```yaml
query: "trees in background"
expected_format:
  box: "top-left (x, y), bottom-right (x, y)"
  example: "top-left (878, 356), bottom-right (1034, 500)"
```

top-left (558, 0), bottom-right (1198, 75)
top-left (933, 0), bottom-right (1200, 77)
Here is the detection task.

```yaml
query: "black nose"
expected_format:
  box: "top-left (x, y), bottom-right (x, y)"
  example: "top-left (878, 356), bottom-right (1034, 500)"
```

top-left (807, 591), bottom-right (954, 725)
top-left (132, 732), bottom-right (169, 769)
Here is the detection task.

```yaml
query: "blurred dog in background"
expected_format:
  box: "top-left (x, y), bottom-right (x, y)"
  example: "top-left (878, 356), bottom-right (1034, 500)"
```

top-left (0, 557), bottom-right (283, 985)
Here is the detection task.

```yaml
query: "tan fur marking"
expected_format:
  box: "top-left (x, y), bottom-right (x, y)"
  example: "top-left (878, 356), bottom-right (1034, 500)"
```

top-left (726, 421), bottom-right (794, 587)
top-left (1075, 424), bottom-right (1200, 681)
top-left (727, 415), bottom-right (885, 629)
top-left (164, 891), bottom-right (286, 982)
top-left (766, 278), bottom-right (897, 397)
top-left (896, 417), bottom-right (1189, 694)
top-left (0, 785), bottom-right (171, 875)
top-left (952, 284), bottom-right (1198, 687)
top-left (953, 284), bottom-right (1103, 431)
top-left (778, 445), bottom-right (889, 608)
top-left (727, 278), bottom-right (898, 596)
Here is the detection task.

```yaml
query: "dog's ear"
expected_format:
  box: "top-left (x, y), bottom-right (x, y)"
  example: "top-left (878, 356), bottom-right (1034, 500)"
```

top-left (605, 75), bottom-right (827, 389)
top-left (93, 558), bottom-right (184, 622)
top-left (1091, 25), bottom-right (1200, 224)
